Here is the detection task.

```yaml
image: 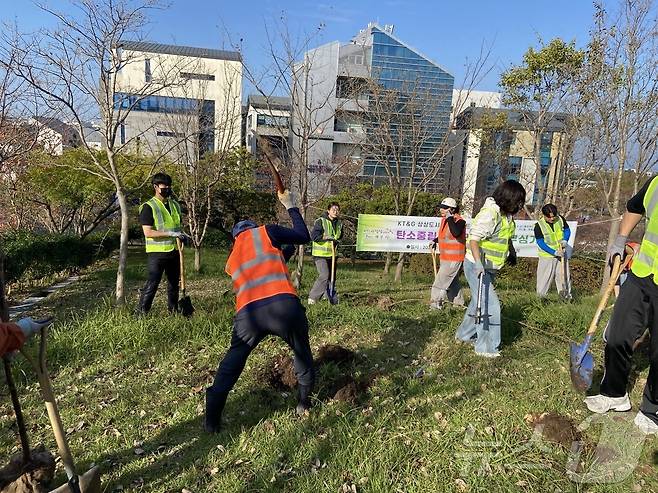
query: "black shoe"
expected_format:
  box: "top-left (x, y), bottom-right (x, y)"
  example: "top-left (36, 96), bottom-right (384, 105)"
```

top-left (296, 384), bottom-right (313, 415)
top-left (204, 389), bottom-right (226, 433)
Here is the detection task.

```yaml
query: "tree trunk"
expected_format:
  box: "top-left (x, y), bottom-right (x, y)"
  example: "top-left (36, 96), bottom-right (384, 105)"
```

top-left (194, 246), bottom-right (201, 273)
top-left (292, 245), bottom-right (305, 290)
top-left (600, 215), bottom-right (621, 294)
top-left (115, 187), bottom-right (130, 306)
top-left (394, 252), bottom-right (405, 282)
top-left (384, 252), bottom-right (392, 274)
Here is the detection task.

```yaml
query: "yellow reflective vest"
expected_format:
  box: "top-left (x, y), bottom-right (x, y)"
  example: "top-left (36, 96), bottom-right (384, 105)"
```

top-left (631, 176), bottom-right (658, 284)
top-left (139, 197), bottom-right (181, 253)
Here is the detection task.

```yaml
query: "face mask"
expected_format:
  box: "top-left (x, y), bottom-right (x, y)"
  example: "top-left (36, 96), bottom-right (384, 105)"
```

top-left (158, 187), bottom-right (172, 198)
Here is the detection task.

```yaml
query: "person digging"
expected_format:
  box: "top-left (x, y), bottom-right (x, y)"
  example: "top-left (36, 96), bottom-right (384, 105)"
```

top-left (204, 190), bottom-right (315, 433)
top-left (534, 203), bottom-right (572, 299)
top-left (584, 175), bottom-right (658, 435)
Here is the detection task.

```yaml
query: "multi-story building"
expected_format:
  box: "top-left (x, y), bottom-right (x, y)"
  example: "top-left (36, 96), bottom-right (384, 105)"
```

top-left (292, 23), bottom-right (454, 199)
top-left (451, 106), bottom-right (569, 215)
top-left (244, 95), bottom-right (292, 190)
top-left (112, 41), bottom-right (242, 162)
top-left (30, 117), bottom-right (81, 156)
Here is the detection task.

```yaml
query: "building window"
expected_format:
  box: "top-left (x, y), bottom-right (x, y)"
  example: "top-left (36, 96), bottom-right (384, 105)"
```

top-left (336, 76), bottom-right (366, 98)
top-left (156, 130), bottom-right (185, 138)
top-left (113, 92), bottom-right (210, 115)
top-left (256, 114), bottom-right (289, 127)
top-left (145, 59), bottom-right (152, 82)
top-left (334, 111), bottom-right (362, 133)
top-left (180, 72), bottom-right (215, 81)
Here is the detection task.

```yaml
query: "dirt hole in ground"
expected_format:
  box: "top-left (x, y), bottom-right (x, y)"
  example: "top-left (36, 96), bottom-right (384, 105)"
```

top-left (525, 412), bottom-right (581, 447)
top-left (259, 345), bottom-right (376, 404)
top-left (0, 446), bottom-right (55, 493)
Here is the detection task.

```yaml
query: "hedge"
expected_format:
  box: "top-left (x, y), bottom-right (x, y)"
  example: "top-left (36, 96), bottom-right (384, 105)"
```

top-left (1, 230), bottom-right (120, 283)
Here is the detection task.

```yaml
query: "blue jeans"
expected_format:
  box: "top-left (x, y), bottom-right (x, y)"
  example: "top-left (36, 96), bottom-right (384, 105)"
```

top-left (455, 259), bottom-right (501, 354)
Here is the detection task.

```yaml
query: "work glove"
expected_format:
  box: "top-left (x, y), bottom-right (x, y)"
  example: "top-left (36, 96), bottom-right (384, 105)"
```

top-left (277, 190), bottom-right (296, 210)
top-left (472, 261), bottom-right (485, 277)
top-left (16, 317), bottom-right (53, 339)
top-left (608, 234), bottom-right (628, 267)
top-left (171, 231), bottom-right (190, 246)
top-left (560, 240), bottom-right (569, 249)
top-left (554, 250), bottom-right (563, 259)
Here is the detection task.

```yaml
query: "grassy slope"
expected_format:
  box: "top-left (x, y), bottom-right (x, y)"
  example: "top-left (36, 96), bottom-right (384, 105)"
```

top-left (1, 248), bottom-right (656, 492)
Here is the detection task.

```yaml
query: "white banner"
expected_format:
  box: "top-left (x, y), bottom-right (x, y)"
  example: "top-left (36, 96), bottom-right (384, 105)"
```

top-left (356, 214), bottom-right (577, 257)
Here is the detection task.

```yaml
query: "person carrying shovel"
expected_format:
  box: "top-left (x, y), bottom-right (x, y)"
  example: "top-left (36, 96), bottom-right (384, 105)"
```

top-left (135, 172), bottom-right (189, 316)
top-left (0, 318), bottom-right (51, 356)
top-left (204, 190), bottom-right (314, 433)
top-left (584, 175), bottom-right (658, 435)
top-left (454, 180), bottom-right (526, 358)
top-left (308, 202), bottom-right (342, 305)
top-left (534, 204), bottom-right (572, 299)
top-left (429, 197), bottom-right (466, 310)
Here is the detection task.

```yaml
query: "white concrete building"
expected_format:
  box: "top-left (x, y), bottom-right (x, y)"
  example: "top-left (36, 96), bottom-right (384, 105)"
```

top-left (30, 117), bottom-right (81, 156)
top-left (112, 41), bottom-right (242, 161)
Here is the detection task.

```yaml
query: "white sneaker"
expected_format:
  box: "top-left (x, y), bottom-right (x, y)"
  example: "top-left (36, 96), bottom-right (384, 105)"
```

top-left (634, 411), bottom-right (658, 435)
top-left (474, 351), bottom-right (500, 358)
top-left (429, 302), bottom-right (442, 311)
top-left (584, 394), bottom-right (631, 414)
top-left (307, 298), bottom-right (316, 305)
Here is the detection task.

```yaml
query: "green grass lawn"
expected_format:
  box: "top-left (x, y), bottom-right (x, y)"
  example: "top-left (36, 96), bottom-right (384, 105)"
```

top-left (2, 248), bottom-right (657, 492)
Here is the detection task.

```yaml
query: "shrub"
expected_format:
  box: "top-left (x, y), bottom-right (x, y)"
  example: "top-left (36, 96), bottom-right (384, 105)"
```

top-left (1, 230), bottom-right (120, 283)
top-left (408, 253), bottom-right (435, 276)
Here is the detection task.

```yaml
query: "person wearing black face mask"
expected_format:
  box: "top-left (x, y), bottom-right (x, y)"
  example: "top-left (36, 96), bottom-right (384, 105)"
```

top-left (136, 172), bottom-right (188, 315)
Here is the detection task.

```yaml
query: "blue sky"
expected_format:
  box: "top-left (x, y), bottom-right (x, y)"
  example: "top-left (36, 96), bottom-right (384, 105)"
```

top-left (3, 0), bottom-right (597, 91)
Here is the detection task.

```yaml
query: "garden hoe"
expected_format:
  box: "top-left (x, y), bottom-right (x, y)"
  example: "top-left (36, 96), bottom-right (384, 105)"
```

top-left (569, 246), bottom-right (634, 392)
top-left (177, 238), bottom-right (194, 318)
top-left (31, 326), bottom-right (101, 493)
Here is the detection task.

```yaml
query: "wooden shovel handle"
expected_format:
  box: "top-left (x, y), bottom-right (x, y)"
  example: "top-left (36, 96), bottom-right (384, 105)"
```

top-left (177, 238), bottom-right (186, 293)
top-left (586, 246), bottom-right (634, 336)
top-left (35, 327), bottom-right (78, 481)
top-left (268, 160), bottom-right (285, 194)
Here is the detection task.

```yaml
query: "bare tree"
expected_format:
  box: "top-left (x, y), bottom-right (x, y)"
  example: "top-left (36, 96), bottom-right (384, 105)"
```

top-left (1, 0), bottom-right (197, 304)
top-left (234, 18), bottom-right (352, 287)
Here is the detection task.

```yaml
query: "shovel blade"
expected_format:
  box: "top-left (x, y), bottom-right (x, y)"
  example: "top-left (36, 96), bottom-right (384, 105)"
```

top-left (570, 341), bottom-right (595, 392)
top-left (49, 466), bottom-right (101, 493)
top-left (179, 296), bottom-right (194, 318)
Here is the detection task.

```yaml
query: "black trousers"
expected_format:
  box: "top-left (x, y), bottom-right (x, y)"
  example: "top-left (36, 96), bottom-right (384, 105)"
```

top-left (601, 272), bottom-right (658, 420)
top-left (137, 251), bottom-right (180, 313)
top-left (209, 296), bottom-right (315, 400)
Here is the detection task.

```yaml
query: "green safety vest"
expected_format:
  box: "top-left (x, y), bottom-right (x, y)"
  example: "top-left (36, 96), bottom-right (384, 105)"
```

top-left (631, 176), bottom-right (658, 284)
top-left (139, 197), bottom-right (182, 253)
top-left (311, 217), bottom-right (342, 257)
top-left (467, 207), bottom-right (515, 270)
top-left (536, 216), bottom-right (565, 258)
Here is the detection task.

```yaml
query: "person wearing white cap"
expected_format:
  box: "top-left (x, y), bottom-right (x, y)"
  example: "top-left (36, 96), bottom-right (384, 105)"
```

top-left (429, 197), bottom-right (466, 309)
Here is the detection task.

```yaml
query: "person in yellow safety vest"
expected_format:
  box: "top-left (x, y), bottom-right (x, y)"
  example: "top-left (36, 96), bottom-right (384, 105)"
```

top-left (455, 180), bottom-right (526, 358)
top-left (136, 173), bottom-right (188, 315)
top-left (534, 204), bottom-right (572, 298)
top-left (585, 175), bottom-right (658, 435)
top-left (308, 202), bottom-right (343, 305)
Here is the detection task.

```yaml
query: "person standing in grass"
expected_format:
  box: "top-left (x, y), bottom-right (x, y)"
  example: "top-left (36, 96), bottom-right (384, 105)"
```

top-left (455, 180), bottom-right (526, 358)
top-left (308, 202), bottom-right (343, 305)
top-left (534, 204), bottom-right (572, 298)
top-left (429, 197), bottom-right (466, 309)
top-left (204, 190), bottom-right (314, 433)
top-left (135, 172), bottom-right (187, 316)
top-left (584, 176), bottom-right (658, 435)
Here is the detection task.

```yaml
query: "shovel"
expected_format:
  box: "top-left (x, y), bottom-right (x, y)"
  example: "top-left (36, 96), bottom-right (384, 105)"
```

top-left (327, 241), bottom-right (338, 305)
top-left (469, 271), bottom-right (489, 325)
top-left (177, 238), bottom-right (194, 318)
top-left (430, 247), bottom-right (437, 277)
top-left (30, 326), bottom-right (101, 493)
top-left (559, 246), bottom-right (572, 300)
top-left (569, 247), bottom-right (634, 392)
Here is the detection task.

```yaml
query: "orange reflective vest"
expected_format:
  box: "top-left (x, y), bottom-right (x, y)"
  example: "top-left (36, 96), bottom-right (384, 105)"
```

top-left (225, 226), bottom-right (297, 313)
top-left (437, 214), bottom-right (466, 262)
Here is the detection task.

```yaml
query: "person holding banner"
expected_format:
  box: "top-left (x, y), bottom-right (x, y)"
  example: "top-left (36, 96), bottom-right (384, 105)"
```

top-left (429, 197), bottom-right (466, 309)
top-left (534, 204), bottom-right (572, 298)
top-left (455, 180), bottom-right (526, 358)
top-left (308, 203), bottom-right (343, 305)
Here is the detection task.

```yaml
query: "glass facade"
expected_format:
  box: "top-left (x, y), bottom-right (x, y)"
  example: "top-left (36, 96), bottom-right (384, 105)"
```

top-left (362, 28), bottom-right (454, 191)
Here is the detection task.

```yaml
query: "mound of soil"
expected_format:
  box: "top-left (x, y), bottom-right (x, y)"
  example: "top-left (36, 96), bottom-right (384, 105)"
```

top-left (0, 446), bottom-right (55, 493)
top-left (376, 296), bottom-right (394, 311)
top-left (525, 412), bottom-right (581, 447)
top-left (333, 379), bottom-right (360, 404)
top-left (315, 345), bottom-right (355, 366)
